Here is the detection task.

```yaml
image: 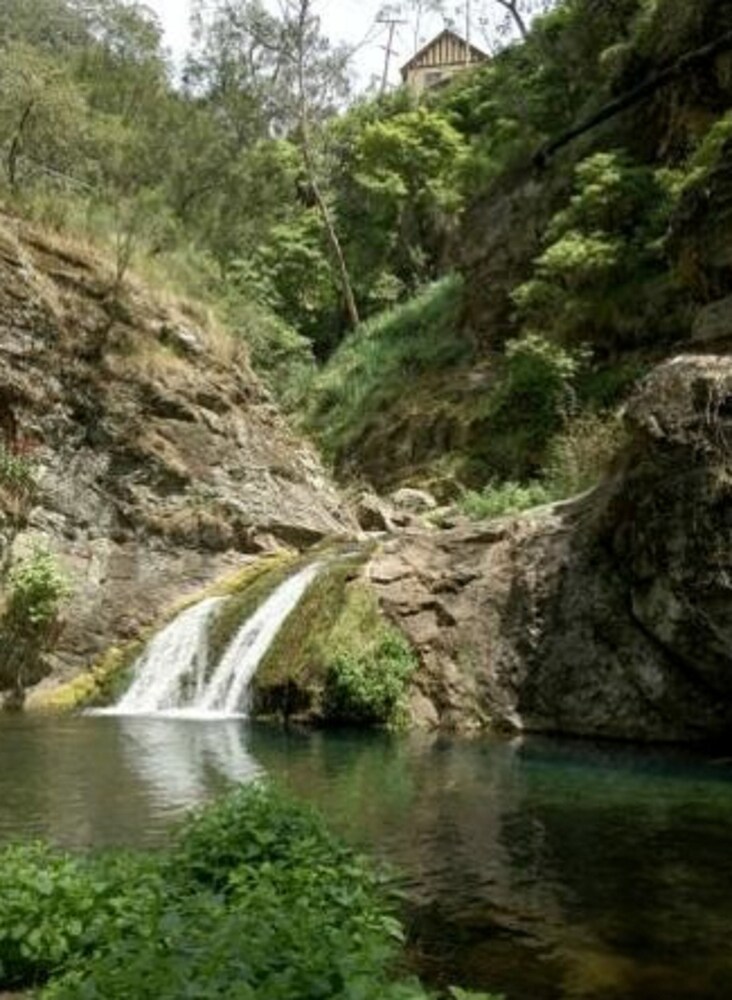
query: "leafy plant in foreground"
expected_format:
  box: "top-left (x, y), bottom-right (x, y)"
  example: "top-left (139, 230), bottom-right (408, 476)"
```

top-left (0, 844), bottom-right (164, 988)
top-left (0, 785), bottom-right (500, 999)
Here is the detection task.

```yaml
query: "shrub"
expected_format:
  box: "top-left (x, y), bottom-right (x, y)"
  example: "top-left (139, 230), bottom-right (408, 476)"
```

top-left (319, 584), bottom-right (418, 728)
top-left (0, 844), bottom-right (164, 988)
top-left (5, 546), bottom-right (69, 633)
top-left (471, 334), bottom-right (587, 479)
top-left (458, 410), bottom-right (626, 520)
top-left (20, 785), bottom-right (503, 1000)
top-left (501, 334), bottom-right (584, 417)
top-left (323, 632), bottom-right (417, 727)
top-left (458, 481), bottom-right (552, 520)
top-left (169, 784), bottom-right (358, 894)
top-left (0, 446), bottom-right (36, 500)
top-left (544, 411), bottom-right (626, 497)
top-left (512, 152), bottom-right (681, 349)
top-left (0, 786), bottom-right (499, 999)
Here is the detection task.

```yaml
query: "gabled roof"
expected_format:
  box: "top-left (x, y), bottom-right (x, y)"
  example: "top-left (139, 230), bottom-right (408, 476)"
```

top-left (400, 28), bottom-right (489, 78)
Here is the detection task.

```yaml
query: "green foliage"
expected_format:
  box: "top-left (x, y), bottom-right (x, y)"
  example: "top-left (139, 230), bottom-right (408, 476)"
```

top-left (6, 546), bottom-right (69, 633)
top-left (438, 0), bottom-right (647, 193)
top-left (0, 785), bottom-right (504, 999)
top-left (0, 843), bottom-right (164, 988)
top-left (339, 106), bottom-right (466, 296)
top-left (307, 277), bottom-right (470, 465)
top-left (0, 446), bottom-right (36, 500)
top-left (544, 410), bottom-right (626, 496)
top-left (459, 409), bottom-right (625, 519)
top-left (322, 587), bottom-right (418, 727)
top-left (683, 111), bottom-right (732, 188)
top-left (468, 334), bottom-right (587, 479)
top-left (577, 357), bottom-right (648, 409)
top-left (458, 480), bottom-right (551, 519)
top-left (503, 333), bottom-right (584, 410)
top-left (513, 152), bottom-right (681, 349)
top-left (0, 42), bottom-right (87, 188)
top-left (254, 558), bottom-right (417, 729)
top-left (245, 210), bottom-right (340, 356)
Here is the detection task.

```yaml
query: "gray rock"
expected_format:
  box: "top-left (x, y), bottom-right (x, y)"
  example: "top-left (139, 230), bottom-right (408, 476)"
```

top-left (692, 297), bottom-right (732, 343)
top-left (159, 323), bottom-right (205, 356)
top-left (369, 355), bottom-right (732, 743)
top-left (391, 488), bottom-right (438, 513)
top-left (0, 215), bottom-right (355, 692)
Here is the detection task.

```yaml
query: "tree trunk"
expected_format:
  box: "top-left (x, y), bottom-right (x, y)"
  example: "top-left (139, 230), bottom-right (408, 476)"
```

top-left (7, 101), bottom-right (35, 189)
top-left (495, 0), bottom-right (529, 41)
top-left (293, 0), bottom-right (360, 330)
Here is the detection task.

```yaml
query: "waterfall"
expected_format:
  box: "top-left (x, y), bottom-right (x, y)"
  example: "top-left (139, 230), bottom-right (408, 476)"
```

top-left (115, 597), bottom-right (224, 715)
top-left (200, 563), bottom-right (320, 715)
top-left (102, 563), bottom-right (320, 719)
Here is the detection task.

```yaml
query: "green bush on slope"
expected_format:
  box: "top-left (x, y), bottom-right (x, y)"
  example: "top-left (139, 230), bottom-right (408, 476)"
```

top-left (255, 560), bottom-right (418, 729)
top-left (306, 276), bottom-right (470, 465)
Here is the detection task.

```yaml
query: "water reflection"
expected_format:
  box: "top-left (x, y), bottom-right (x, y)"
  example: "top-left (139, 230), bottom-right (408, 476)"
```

top-left (0, 715), bottom-right (261, 848)
top-left (119, 717), bottom-right (261, 809)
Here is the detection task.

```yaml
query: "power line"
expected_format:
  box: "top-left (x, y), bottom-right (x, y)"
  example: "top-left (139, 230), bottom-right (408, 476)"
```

top-left (376, 14), bottom-right (406, 96)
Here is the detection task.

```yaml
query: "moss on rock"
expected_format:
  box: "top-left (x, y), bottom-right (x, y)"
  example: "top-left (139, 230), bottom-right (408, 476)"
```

top-left (27, 641), bottom-right (143, 712)
top-left (252, 554), bottom-right (418, 728)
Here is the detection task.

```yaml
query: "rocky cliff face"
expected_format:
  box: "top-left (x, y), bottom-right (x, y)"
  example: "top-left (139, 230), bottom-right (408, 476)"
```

top-left (370, 354), bottom-right (732, 742)
top-left (0, 213), bottom-right (351, 687)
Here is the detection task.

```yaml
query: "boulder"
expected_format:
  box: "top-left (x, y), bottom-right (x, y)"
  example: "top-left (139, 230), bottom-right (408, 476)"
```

top-left (370, 355), bottom-right (732, 742)
top-left (355, 493), bottom-right (393, 533)
top-left (391, 488), bottom-right (438, 514)
top-left (692, 296), bottom-right (732, 343)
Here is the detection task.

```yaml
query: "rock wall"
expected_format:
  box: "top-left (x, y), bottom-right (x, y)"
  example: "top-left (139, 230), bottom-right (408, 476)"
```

top-left (0, 213), bottom-right (352, 685)
top-left (370, 355), bottom-right (732, 742)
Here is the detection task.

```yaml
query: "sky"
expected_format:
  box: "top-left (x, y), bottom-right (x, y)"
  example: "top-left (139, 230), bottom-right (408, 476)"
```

top-left (144, 0), bottom-right (470, 89)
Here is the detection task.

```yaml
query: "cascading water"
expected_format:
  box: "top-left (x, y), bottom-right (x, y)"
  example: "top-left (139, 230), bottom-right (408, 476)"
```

top-left (104, 563), bottom-right (320, 719)
top-left (115, 597), bottom-right (224, 715)
top-left (200, 563), bottom-right (320, 715)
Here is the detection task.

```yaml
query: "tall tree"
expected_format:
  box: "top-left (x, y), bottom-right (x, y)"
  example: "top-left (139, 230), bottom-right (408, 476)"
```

top-left (0, 43), bottom-right (87, 189)
top-left (282, 0), bottom-right (360, 329)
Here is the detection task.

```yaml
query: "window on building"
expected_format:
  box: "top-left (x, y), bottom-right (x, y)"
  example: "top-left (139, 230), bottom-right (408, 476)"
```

top-left (425, 71), bottom-right (443, 87)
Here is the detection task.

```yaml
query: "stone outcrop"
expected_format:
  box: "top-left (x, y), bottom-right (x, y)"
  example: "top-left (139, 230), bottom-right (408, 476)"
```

top-left (0, 214), bottom-right (352, 684)
top-left (370, 355), bottom-right (732, 742)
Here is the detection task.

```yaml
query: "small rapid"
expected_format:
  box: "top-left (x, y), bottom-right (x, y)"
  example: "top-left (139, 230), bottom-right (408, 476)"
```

top-left (99, 564), bottom-right (320, 719)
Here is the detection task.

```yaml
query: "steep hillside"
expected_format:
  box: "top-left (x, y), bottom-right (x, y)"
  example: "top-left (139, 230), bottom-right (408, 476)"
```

top-left (0, 211), bottom-right (351, 696)
top-left (307, 0), bottom-right (732, 496)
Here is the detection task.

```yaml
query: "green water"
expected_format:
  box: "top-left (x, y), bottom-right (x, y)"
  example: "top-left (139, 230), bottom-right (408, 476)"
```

top-left (0, 715), bottom-right (731, 1000)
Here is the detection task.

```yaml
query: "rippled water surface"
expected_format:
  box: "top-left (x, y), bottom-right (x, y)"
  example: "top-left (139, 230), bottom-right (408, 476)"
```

top-left (1, 714), bottom-right (731, 1000)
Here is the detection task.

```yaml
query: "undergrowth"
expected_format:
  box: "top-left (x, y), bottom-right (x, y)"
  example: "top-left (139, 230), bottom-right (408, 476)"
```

top-left (306, 277), bottom-right (470, 463)
top-left (458, 410), bottom-right (626, 519)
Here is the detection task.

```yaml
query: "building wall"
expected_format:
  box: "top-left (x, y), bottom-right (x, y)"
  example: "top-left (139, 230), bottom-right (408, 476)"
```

top-left (405, 63), bottom-right (469, 95)
top-left (401, 32), bottom-right (487, 94)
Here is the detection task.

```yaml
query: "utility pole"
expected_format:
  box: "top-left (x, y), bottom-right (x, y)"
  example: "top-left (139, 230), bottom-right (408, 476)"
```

top-left (465, 0), bottom-right (472, 62)
top-left (377, 15), bottom-right (407, 96)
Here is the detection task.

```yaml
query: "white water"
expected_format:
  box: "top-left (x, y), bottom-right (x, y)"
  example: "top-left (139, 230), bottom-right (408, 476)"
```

top-left (101, 564), bottom-right (320, 719)
top-left (200, 563), bottom-right (320, 715)
top-left (114, 597), bottom-right (224, 715)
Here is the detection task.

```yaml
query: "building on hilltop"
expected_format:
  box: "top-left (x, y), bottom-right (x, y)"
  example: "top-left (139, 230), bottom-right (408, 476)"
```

top-left (401, 29), bottom-right (489, 94)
